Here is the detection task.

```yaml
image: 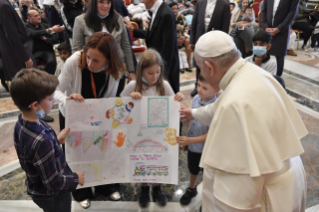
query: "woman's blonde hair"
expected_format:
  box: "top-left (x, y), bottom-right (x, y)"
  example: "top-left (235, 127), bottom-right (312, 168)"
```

top-left (135, 49), bottom-right (165, 96)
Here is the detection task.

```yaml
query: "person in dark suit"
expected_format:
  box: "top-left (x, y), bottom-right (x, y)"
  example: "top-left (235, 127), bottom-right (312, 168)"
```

top-left (0, 0), bottom-right (34, 83)
top-left (124, 0), bottom-right (180, 94)
top-left (261, 0), bottom-right (299, 76)
top-left (26, 9), bottom-right (63, 75)
top-left (189, 0), bottom-right (230, 96)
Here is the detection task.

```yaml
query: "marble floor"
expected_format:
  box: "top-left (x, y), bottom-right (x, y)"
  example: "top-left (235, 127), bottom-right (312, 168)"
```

top-left (1, 44), bottom-right (319, 210)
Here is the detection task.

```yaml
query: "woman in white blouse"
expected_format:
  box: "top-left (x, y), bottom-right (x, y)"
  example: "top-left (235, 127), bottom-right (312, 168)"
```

top-left (55, 32), bottom-right (124, 209)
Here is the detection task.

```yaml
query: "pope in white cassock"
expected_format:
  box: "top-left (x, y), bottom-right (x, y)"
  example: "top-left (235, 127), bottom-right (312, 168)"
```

top-left (180, 31), bottom-right (308, 211)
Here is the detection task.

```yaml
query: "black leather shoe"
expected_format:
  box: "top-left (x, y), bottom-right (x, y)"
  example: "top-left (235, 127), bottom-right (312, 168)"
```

top-left (152, 185), bottom-right (167, 207)
top-left (185, 68), bottom-right (192, 72)
top-left (139, 186), bottom-right (150, 208)
top-left (180, 187), bottom-right (198, 206)
top-left (190, 88), bottom-right (197, 97)
top-left (40, 115), bottom-right (54, 122)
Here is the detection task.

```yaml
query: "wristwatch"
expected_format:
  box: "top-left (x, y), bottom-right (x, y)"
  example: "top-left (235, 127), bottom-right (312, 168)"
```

top-left (47, 28), bottom-right (52, 34)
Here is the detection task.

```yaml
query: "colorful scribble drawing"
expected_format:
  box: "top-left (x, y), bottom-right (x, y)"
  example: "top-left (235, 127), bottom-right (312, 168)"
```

top-left (80, 131), bottom-right (111, 153)
top-left (82, 131), bottom-right (93, 153)
top-left (133, 163), bottom-right (169, 177)
top-left (68, 132), bottom-right (82, 148)
top-left (106, 99), bottom-right (134, 129)
top-left (113, 132), bottom-right (126, 147)
top-left (133, 139), bottom-right (167, 153)
top-left (148, 98), bottom-right (169, 127)
top-left (164, 127), bottom-right (177, 145)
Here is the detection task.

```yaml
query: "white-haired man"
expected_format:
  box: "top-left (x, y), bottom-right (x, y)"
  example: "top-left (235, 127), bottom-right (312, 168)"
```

top-left (180, 30), bottom-right (307, 211)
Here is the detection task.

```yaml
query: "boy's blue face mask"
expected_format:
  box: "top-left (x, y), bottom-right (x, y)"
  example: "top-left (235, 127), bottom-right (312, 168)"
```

top-left (253, 46), bottom-right (268, 57)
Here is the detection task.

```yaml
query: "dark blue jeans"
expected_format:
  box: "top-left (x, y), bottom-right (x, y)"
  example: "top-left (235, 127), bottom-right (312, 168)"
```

top-left (32, 190), bottom-right (72, 212)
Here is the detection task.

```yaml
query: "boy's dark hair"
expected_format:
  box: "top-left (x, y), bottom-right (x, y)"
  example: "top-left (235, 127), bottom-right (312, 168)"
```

top-left (252, 30), bottom-right (272, 44)
top-left (198, 73), bottom-right (207, 83)
top-left (246, 7), bottom-right (252, 10)
top-left (10, 69), bottom-right (59, 112)
top-left (273, 75), bottom-right (286, 89)
top-left (57, 41), bottom-right (71, 52)
top-left (229, 3), bottom-right (235, 6)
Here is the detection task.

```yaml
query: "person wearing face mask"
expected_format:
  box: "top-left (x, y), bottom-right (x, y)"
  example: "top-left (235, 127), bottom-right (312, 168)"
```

top-left (60, 0), bottom-right (84, 44)
top-left (292, 0), bottom-right (315, 51)
top-left (179, 0), bottom-right (194, 17)
top-left (55, 32), bottom-right (124, 209)
top-left (73, 0), bottom-right (136, 95)
top-left (245, 31), bottom-right (277, 75)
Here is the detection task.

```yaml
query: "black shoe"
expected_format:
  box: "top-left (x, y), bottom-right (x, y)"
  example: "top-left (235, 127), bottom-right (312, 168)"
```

top-left (180, 187), bottom-right (198, 206)
top-left (190, 88), bottom-right (197, 97)
top-left (139, 186), bottom-right (150, 208)
top-left (40, 115), bottom-right (54, 122)
top-left (152, 185), bottom-right (167, 206)
top-left (185, 68), bottom-right (192, 73)
top-left (180, 69), bottom-right (185, 74)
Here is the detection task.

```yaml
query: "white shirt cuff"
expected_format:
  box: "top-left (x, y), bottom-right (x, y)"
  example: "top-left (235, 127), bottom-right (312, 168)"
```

top-left (191, 109), bottom-right (197, 119)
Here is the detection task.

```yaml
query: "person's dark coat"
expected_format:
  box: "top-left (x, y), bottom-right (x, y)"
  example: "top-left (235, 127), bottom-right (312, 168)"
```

top-left (114, 0), bottom-right (129, 17)
top-left (0, 0), bottom-right (34, 81)
top-left (25, 22), bottom-right (59, 54)
top-left (61, 1), bottom-right (83, 38)
top-left (133, 2), bottom-right (180, 93)
top-left (261, 0), bottom-right (299, 56)
top-left (190, 0), bottom-right (230, 45)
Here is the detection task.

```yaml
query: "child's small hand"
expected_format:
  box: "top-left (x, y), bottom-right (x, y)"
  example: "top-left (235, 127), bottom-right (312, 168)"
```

top-left (182, 145), bottom-right (188, 152)
top-left (57, 128), bottom-right (70, 145)
top-left (177, 136), bottom-right (191, 145)
top-left (130, 92), bottom-right (142, 99)
top-left (174, 92), bottom-right (185, 102)
top-left (67, 93), bottom-right (85, 102)
top-left (76, 172), bottom-right (85, 186)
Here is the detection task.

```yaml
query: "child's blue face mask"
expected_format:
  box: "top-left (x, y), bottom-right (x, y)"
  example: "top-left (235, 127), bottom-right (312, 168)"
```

top-left (253, 46), bottom-right (267, 57)
top-left (142, 76), bottom-right (153, 85)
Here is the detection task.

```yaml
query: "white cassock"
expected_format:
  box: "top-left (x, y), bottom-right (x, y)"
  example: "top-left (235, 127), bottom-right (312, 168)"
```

top-left (193, 58), bottom-right (308, 212)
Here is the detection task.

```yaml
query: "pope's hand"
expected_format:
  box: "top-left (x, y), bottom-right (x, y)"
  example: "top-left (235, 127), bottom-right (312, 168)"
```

top-left (180, 107), bottom-right (194, 123)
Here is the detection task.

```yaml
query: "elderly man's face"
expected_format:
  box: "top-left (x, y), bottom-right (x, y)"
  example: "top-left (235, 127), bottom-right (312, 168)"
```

top-left (144, 0), bottom-right (156, 9)
top-left (195, 53), bottom-right (220, 90)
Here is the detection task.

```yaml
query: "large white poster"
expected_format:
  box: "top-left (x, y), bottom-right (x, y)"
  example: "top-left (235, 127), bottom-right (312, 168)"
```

top-left (65, 97), bottom-right (180, 188)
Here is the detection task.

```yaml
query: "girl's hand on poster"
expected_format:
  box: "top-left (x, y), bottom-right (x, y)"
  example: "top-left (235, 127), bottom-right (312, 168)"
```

top-left (67, 93), bottom-right (85, 102)
top-left (130, 92), bottom-right (142, 99)
top-left (57, 128), bottom-right (70, 145)
top-left (174, 92), bottom-right (185, 102)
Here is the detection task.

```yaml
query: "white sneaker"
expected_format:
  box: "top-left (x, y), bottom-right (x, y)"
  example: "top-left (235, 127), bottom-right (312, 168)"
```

top-left (302, 45), bottom-right (308, 52)
top-left (315, 47), bottom-right (318, 51)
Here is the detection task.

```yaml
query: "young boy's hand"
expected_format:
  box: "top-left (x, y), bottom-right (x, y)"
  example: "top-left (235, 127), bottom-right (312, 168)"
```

top-left (177, 136), bottom-right (192, 145)
top-left (174, 92), bottom-right (185, 102)
top-left (76, 172), bottom-right (85, 186)
top-left (57, 128), bottom-right (70, 145)
top-left (182, 145), bottom-right (188, 152)
top-left (180, 107), bottom-right (194, 122)
top-left (130, 92), bottom-right (142, 99)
